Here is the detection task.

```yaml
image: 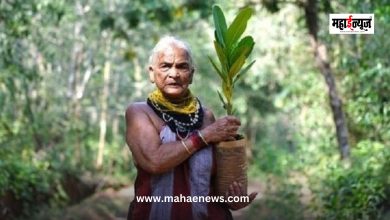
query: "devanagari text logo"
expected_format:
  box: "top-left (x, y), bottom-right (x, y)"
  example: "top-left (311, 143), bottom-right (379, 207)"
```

top-left (329, 14), bottom-right (374, 34)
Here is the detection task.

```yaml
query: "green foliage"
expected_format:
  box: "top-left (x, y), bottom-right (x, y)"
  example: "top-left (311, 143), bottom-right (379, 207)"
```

top-left (0, 147), bottom-right (66, 216)
top-left (210, 5), bottom-right (256, 115)
top-left (320, 141), bottom-right (389, 219)
top-left (1, 0), bottom-right (211, 217)
top-left (243, 1), bottom-right (390, 219)
top-left (342, 49), bottom-right (390, 143)
top-left (245, 179), bottom-right (305, 220)
top-left (322, 170), bottom-right (385, 219)
top-left (262, 0), bottom-right (280, 13)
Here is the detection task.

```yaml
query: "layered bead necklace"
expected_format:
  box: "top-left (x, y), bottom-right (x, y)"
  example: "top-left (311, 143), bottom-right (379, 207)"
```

top-left (147, 89), bottom-right (204, 139)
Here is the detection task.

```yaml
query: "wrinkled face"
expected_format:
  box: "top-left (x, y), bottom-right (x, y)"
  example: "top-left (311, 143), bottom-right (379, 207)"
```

top-left (149, 45), bottom-right (194, 100)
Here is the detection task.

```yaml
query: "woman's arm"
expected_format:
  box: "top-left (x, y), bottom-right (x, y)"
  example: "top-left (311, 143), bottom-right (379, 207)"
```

top-left (125, 103), bottom-right (195, 174)
top-left (125, 103), bottom-right (241, 174)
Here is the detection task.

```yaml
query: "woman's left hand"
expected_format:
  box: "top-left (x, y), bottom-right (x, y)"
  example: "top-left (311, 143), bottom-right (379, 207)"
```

top-left (225, 181), bottom-right (258, 210)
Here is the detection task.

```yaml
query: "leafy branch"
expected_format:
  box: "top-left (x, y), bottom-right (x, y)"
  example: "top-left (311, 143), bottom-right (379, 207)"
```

top-left (209, 5), bottom-right (256, 115)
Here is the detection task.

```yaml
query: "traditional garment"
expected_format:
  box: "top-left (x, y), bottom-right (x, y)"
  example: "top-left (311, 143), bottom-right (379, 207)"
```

top-left (127, 90), bottom-right (232, 220)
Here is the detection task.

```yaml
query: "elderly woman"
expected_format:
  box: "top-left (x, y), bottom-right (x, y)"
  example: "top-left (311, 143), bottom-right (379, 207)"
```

top-left (125, 36), bottom-right (257, 220)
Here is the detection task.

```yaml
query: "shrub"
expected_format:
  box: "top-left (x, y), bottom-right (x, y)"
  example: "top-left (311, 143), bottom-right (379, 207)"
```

top-left (320, 141), bottom-right (389, 219)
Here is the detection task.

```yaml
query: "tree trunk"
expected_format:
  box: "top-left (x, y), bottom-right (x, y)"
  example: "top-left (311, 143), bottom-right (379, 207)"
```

top-left (133, 57), bottom-right (144, 98)
top-left (68, 4), bottom-right (83, 163)
top-left (67, 1), bottom-right (96, 163)
top-left (304, 0), bottom-right (350, 160)
top-left (96, 34), bottom-right (111, 169)
top-left (111, 70), bottom-right (119, 141)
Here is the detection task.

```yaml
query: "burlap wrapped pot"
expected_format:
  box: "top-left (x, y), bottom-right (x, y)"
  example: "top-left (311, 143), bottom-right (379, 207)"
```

top-left (215, 138), bottom-right (247, 196)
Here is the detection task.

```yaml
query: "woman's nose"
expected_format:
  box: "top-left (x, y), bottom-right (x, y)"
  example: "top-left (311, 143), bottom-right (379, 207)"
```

top-left (168, 67), bottom-right (180, 77)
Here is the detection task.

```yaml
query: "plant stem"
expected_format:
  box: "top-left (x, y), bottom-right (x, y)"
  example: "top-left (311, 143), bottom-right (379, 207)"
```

top-left (226, 101), bottom-right (232, 115)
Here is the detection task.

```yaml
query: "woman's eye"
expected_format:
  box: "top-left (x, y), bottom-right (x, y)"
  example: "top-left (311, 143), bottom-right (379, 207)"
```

top-left (178, 65), bottom-right (188, 70)
top-left (160, 64), bottom-right (170, 71)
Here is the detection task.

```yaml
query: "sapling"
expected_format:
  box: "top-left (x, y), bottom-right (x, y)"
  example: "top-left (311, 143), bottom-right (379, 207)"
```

top-left (209, 5), bottom-right (256, 116)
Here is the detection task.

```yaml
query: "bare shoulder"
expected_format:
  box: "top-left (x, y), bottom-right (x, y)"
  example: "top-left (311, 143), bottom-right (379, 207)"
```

top-left (125, 102), bottom-right (159, 126)
top-left (125, 102), bottom-right (149, 119)
top-left (125, 102), bottom-right (164, 132)
top-left (202, 106), bottom-right (216, 126)
top-left (203, 107), bottom-right (215, 119)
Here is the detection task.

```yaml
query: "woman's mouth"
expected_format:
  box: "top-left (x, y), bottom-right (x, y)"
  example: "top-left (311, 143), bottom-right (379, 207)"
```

top-left (167, 83), bottom-right (181, 87)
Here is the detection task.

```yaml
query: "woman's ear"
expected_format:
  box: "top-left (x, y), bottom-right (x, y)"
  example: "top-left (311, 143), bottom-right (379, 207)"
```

top-left (148, 66), bottom-right (155, 83)
top-left (189, 68), bottom-right (195, 84)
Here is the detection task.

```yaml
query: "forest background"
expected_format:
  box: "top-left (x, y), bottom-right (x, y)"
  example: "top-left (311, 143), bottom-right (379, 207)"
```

top-left (1, 0), bottom-right (389, 219)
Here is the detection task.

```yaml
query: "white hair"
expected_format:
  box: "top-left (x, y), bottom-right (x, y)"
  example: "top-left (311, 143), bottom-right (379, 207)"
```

top-left (148, 36), bottom-right (194, 68)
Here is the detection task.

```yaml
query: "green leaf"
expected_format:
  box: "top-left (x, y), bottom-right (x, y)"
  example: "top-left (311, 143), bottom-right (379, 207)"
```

top-left (212, 5), bottom-right (227, 47)
top-left (208, 56), bottom-right (227, 83)
top-left (230, 36), bottom-right (254, 64)
top-left (217, 90), bottom-right (226, 109)
top-left (210, 5), bottom-right (255, 116)
top-left (233, 60), bottom-right (256, 84)
top-left (226, 7), bottom-right (253, 47)
top-left (231, 107), bottom-right (237, 115)
top-left (214, 41), bottom-right (229, 72)
top-left (228, 54), bottom-right (246, 79)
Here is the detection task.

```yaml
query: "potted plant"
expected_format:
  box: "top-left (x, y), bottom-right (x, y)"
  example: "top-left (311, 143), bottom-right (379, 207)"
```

top-left (209, 5), bottom-right (256, 196)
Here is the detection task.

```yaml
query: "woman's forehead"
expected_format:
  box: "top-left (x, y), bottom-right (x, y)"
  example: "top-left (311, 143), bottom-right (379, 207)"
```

top-left (156, 46), bottom-right (190, 63)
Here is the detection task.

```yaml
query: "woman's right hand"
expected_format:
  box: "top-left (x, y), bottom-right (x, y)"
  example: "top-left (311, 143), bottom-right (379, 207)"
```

top-left (200, 116), bottom-right (241, 143)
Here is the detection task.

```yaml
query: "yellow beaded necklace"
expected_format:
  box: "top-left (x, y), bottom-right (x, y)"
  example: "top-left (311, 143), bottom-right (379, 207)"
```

top-left (148, 89), bottom-right (197, 114)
